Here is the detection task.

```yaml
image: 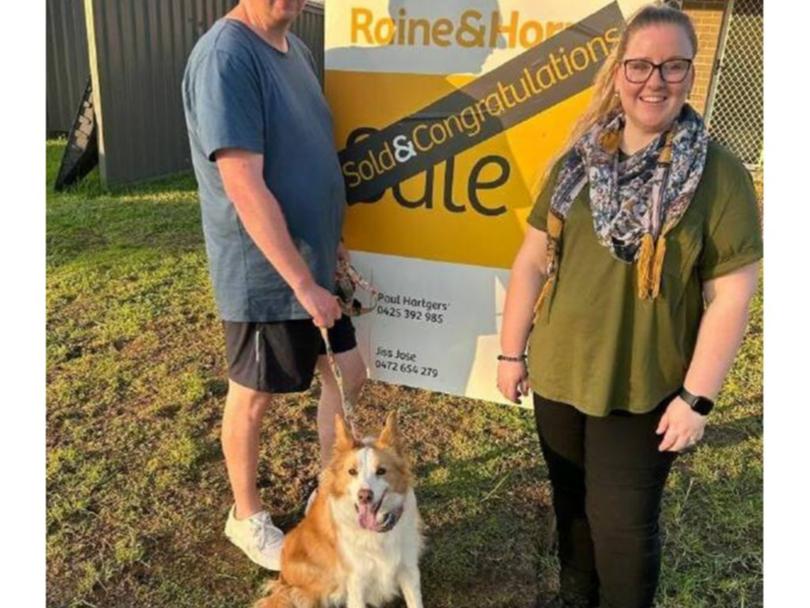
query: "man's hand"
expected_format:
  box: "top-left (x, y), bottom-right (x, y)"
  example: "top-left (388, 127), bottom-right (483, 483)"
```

top-left (294, 280), bottom-right (341, 328)
top-left (497, 359), bottom-right (530, 405)
top-left (656, 396), bottom-right (707, 452)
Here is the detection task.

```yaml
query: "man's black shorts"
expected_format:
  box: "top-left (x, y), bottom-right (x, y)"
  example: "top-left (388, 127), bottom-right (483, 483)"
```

top-left (223, 315), bottom-right (357, 394)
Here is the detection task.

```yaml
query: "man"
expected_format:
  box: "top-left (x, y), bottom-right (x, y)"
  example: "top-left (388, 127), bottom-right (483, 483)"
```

top-left (182, 0), bottom-right (367, 571)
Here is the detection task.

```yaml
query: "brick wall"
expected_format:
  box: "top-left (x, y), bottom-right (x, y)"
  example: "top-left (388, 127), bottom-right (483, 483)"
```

top-left (682, 0), bottom-right (729, 114)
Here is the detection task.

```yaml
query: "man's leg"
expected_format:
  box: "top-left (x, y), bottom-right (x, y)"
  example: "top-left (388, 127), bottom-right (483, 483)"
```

top-left (221, 379), bottom-right (273, 518)
top-left (316, 347), bottom-right (367, 466)
top-left (220, 319), bottom-right (319, 570)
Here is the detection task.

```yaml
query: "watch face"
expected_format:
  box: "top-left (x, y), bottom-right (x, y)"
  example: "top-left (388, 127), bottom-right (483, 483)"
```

top-left (692, 397), bottom-right (713, 415)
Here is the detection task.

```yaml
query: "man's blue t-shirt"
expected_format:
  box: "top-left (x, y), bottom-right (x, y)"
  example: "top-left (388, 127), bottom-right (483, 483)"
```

top-left (182, 19), bottom-right (346, 321)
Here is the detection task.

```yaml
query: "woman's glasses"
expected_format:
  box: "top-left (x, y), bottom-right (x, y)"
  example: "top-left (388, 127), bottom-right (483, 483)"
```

top-left (622, 58), bottom-right (693, 84)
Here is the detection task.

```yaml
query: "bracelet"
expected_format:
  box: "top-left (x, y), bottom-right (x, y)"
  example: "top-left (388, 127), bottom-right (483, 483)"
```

top-left (497, 354), bottom-right (526, 362)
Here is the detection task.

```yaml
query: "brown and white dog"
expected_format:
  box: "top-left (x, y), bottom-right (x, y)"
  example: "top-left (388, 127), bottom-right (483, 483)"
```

top-left (257, 412), bottom-right (424, 608)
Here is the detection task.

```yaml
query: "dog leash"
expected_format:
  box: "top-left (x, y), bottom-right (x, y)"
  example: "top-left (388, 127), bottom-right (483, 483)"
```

top-left (336, 259), bottom-right (379, 315)
top-left (320, 261), bottom-right (379, 439)
top-left (319, 326), bottom-right (358, 439)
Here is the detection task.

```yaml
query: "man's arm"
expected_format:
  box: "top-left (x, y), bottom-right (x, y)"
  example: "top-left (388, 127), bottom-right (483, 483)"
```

top-left (216, 148), bottom-right (341, 328)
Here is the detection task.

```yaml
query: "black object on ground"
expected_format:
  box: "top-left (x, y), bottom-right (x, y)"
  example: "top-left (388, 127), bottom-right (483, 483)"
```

top-left (54, 77), bottom-right (99, 191)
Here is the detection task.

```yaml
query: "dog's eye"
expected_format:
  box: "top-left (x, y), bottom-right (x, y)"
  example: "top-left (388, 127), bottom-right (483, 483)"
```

top-left (348, 468), bottom-right (358, 476)
top-left (376, 467), bottom-right (387, 476)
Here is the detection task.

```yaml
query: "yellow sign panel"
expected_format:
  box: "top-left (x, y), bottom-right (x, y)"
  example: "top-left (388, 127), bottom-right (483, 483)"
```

top-left (329, 70), bottom-right (595, 267)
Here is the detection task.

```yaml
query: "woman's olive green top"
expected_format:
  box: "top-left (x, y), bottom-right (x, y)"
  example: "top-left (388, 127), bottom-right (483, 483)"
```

top-left (526, 141), bottom-right (762, 416)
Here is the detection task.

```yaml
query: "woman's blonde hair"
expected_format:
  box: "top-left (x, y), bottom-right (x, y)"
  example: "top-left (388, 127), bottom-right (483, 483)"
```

top-left (531, 2), bottom-right (699, 197)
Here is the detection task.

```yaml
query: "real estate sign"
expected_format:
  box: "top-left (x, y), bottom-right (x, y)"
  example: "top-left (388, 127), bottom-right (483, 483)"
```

top-left (325, 0), bottom-right (646, 405)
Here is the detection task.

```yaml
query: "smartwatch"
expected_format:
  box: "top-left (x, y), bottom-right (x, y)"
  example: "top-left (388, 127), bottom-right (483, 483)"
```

top-left (678, 386), bottom-right (714, 416)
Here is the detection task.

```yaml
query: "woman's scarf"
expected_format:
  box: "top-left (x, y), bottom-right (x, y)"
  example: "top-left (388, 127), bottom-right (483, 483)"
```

top-left (537, 104), bottom-right (709, 308)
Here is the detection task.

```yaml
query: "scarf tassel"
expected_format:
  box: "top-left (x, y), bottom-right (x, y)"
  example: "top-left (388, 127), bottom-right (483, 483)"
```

top-left (535, 277), bottom-right (555, 314)
top-left (636, 234), bottom-right (667, 299)
top-left (651, 236), bottom-right (666, 298)
top-left (534, 211), bottom-right (565, 313)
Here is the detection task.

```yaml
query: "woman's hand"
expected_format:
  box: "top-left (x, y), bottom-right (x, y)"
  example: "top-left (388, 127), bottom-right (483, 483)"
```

top-left (497, 359), bottom-right (530, 405)
top-left (656, 396), bottom-right (707, 452)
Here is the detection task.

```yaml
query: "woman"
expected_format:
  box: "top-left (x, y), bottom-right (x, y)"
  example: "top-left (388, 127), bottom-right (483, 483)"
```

top-left (497, 5), bottom-right (762, 608)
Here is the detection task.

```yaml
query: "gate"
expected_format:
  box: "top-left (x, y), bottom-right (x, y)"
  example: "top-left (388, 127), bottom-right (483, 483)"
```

top-left (706, 0), bottom-right (764, 170)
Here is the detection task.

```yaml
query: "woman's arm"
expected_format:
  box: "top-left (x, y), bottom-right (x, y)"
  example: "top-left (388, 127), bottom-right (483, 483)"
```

top-left (497, 226), bottom-right (548, 404)
top-left (684, 261), bottom-right (760, 398)
top-left (657, 261), bottom-right (760, 451)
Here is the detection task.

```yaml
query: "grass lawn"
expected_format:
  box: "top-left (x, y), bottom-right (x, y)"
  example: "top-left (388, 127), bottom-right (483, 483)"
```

top-left (46, 140), bottom-right (762, 608)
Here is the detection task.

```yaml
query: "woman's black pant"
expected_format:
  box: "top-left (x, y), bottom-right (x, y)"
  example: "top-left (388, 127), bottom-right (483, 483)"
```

top-left (534, 393), bottom-right (677, 608)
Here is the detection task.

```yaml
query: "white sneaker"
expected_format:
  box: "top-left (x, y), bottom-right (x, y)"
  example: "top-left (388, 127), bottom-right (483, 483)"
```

top-left (224, 505), bottom-right (284, 571)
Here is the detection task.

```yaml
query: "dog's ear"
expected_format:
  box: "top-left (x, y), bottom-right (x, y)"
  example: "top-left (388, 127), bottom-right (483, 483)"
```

top-left (377, 410), bottom-right (401, 452)
top-left (334, 414), bottom-right (354, 453)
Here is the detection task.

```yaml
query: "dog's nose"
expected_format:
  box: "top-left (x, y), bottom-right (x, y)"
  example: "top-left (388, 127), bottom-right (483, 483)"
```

top-left (357, 488), bottom-right (374, 504)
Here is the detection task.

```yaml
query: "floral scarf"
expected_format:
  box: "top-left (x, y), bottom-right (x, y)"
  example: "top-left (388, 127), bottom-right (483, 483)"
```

top-left (538, 104), bottom-right (708, 306)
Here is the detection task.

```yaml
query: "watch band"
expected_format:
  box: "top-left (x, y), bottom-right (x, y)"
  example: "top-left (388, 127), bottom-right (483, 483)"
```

top-left (678, 386), bottom-right (714, 415)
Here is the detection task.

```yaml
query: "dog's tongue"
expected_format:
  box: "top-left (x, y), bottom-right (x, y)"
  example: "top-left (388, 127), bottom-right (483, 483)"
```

top-left (357, 503), bottom-right (378, 530)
